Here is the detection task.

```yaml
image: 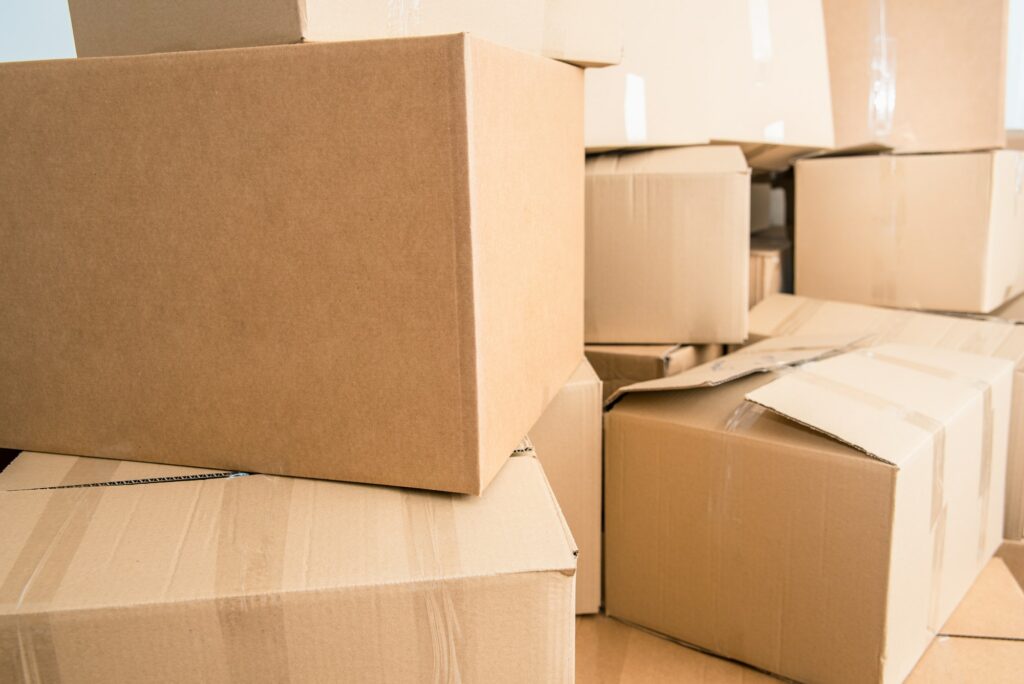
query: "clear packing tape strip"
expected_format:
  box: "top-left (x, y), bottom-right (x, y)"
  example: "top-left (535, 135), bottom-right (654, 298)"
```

top-left (723, 348), bottom-right (996, 635)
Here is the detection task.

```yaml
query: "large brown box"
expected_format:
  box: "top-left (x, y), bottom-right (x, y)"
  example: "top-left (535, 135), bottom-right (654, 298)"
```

top-left (0, 35), bottom-right (584, 495)
top-left (795, 151), bottom-right (1024, 314)
top-left (822, 0), bottom-right (1008, 153)
top-left (0, 450), bottom-right (578, 682)
top-left (605, 338), bottom-right (1013, 683)
top-left (750, 294), bottom-right (1024, 541)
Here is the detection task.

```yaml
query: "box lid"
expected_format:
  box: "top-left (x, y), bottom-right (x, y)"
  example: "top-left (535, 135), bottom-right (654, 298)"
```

top-left (586, 145), bottom-right (748, 176)
top-left (0, 450), bottom-right (576, 618)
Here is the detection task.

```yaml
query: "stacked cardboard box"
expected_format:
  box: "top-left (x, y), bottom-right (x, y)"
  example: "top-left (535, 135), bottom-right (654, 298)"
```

top-left (0, 3), bottom-right (618, 677)
top-left (796, 0), bottom-right (1024, 314)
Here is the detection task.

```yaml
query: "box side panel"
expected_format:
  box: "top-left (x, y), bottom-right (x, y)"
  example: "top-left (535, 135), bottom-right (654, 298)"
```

top-left (982, 151), bottom-right (1024, 311)
top-left (528, 360), bottom-right (603, 614)
top-left (465, 39), bottom-right (584, 492)
top-left (604, 390), bottom-right (893, 684)
top-left (0, 39), bottom-right (480, 492)
top-left (67, 0), bottom-right (304, 57)
top-left (585, 171), bottom-right (750, 344)
top-left (4, 571), bottom-right (574, 683)
top-left (1007, 369), bottom-right (1024, 540)
top-left (795, 155), bottom-right (992, 313)
top-left (822, 0), bottom-right (1007, 153)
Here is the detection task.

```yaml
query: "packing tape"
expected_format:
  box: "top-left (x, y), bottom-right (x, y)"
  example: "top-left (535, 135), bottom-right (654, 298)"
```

top-left (867, 0), bottom-right (897, 138)
top-left (870, 156), bottom-right (908, 307)
top-left (214, 475), bottom-right (294, 683)
top-left (748, 0), bottom-right (773, 86)
top-left (402, 490), bottom-right (464, 684)
top-left (0, 488), bottom-right (106, 682)
top-left (927, 507), bottom-right (948, 633)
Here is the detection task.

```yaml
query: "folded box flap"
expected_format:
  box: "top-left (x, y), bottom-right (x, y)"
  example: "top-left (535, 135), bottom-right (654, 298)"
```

top-left (745, 344), bottom-right (1014, 467)
top-left (605, 334), bottom-right (866, 407)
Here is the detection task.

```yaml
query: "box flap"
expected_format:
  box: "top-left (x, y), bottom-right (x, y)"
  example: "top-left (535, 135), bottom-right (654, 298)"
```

top-left (605, 334), bottom-right (865, 406)
top-left (586, 145), bottom-right (748, 176)
top-left (940, 557), bottom-right (1024, 641)
top-left (0, 452), bottom-right (576, 618)
top-left (745, 344), bottom-right (1013, 467)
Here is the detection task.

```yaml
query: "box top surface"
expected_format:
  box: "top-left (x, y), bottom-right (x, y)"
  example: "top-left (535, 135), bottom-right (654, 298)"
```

top-left (749, 295), bottom-right (1024, 369)
top-left (586, 145), bottom-right (748, 176)
top-left (609, 337), bottom-right (1014, 469)
top-left (0, 452), bottom-right (576, 616)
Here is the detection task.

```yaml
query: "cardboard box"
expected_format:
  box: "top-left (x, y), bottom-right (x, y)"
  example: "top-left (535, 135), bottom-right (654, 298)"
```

top-left (0, 36), bottom-right (583, 495)
top-left (576, 550), bottom-right (1024, 684)
top-left (604, 338), bottom-right (1013, 684)
top-left (529, 359), bottom-right (603, 614)
top-left (750, 181), bottom-right (786, 233)
top-left (585, 146), bottom-right (750, 344)
top-left (67, 0), bottom-right (622, 67)
top-left (822, 0), bottom-right (1008, 153)
top-left (0, 449), bottom-right (577, 682)
top-left (585, 344), bottom-right (724, 402)
top-left (584, 0), bottom-right (834, 169)
top-left (749, 233), bottom-right (791, 309)
top-left (795, 151), bottom-right (1024, 314)
top-left (749, 294), bottom-right (1024, 540)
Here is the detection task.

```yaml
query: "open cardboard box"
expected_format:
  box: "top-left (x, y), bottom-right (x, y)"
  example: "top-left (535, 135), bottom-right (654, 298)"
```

top-left (604, 336), bottom-right (1014, 683)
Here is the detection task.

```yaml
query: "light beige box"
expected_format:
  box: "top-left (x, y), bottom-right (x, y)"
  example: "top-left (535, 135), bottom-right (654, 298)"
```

top-left (529, 359), bottom-right (603, 614)
top-left (749, 233), bottom-right (791, 309)
top-left (750, 180), bottom-right (786, 233)
top-left (584, 0), bottom-right (834, 169)
top-left (604, 338), bottom-right (1013, 684)
top-left (576, 551), bottom-right (1024, 684)
top-left (0, 36), bottom-right (583, 495)
top-left (994, 293), bottom-right (1024, 323)
top-left (822, 0), bottom-right (1008, 153)
top-left (585, 146), bottom-right (750, 344)
top-left (67, 0), bottom-right (622, 66)
top-left (749, 294), bottom-right (1024, 541)
top-left (795, 151), bottom-right (1024, 314)
top-left (0, 450), bottom-right (577, 683)
top-left (585, 344), bottom-right (724, 402)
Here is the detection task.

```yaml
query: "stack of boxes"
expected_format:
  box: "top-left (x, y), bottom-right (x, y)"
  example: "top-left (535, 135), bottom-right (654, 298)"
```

top-left (2, 1), bottom-right (1024, 682)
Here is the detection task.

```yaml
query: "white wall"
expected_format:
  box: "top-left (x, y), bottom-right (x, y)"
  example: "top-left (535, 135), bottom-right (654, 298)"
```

top-left (1008, 0), bottom-right (1024, 129)
top-left (0, 0), bottom-right (75, 63)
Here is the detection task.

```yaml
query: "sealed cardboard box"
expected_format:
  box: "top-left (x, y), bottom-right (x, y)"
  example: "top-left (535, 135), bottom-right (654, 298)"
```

top-left (605, 338), bottom-right (1013, 684)
top-left (749, 232), bottom-right (791, 309)
top-left (528, 359), bottom-right (603, 615)
top-left (586, 146), bottom-right (750, 344)
top-left (822, 0), bottom-right (1008, 153)
top-left (67, 0), bottom-right (622, 66)
top-left (0, 450), bottom-right (577, 682)
top-left (795, 151), bottom-right (1024, 314)
top-left (0, 36), bottom-right (583, 495)
top-left (749, 294), bottom-right (1024, 538)
top-left (750, 180), bottom-right (786, 233)
top-left (585, 0), bottom-right (834, 168)
top-left (585, 344), bottom-right (724, 402)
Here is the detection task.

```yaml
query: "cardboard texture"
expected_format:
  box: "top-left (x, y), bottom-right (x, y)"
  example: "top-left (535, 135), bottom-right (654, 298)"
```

top-left (585, 146), bottom-right (750, 344)
top-left (822, 0), bottom-right (1008, 153)
top-left (0, 36), bottom-right (584, 495)
top-left (0, 450), bottom-right (577, 682)
top-left (67, 0), bottom-right (622, 67)
top-left (576, 551), bottom-right (1024, 684)
top-left (585, 344), bottom-right (724, 402)
top-left (750, 181), bottom-right (786, 233)
top-left (994, 292), bottom-right (1024, 323)
top-left (604, 340), bottom-right (1014, 684)
top-left (749, 234), bottom-right (791, 309)
top-left (528, 359), bottom-right (603, 614)
top-left (795, 151), bottom-right (1024, 314)
top-left (749, 294), bottom-right (1024, 540)
top-left (584, 0), bottom-right (834, 168)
